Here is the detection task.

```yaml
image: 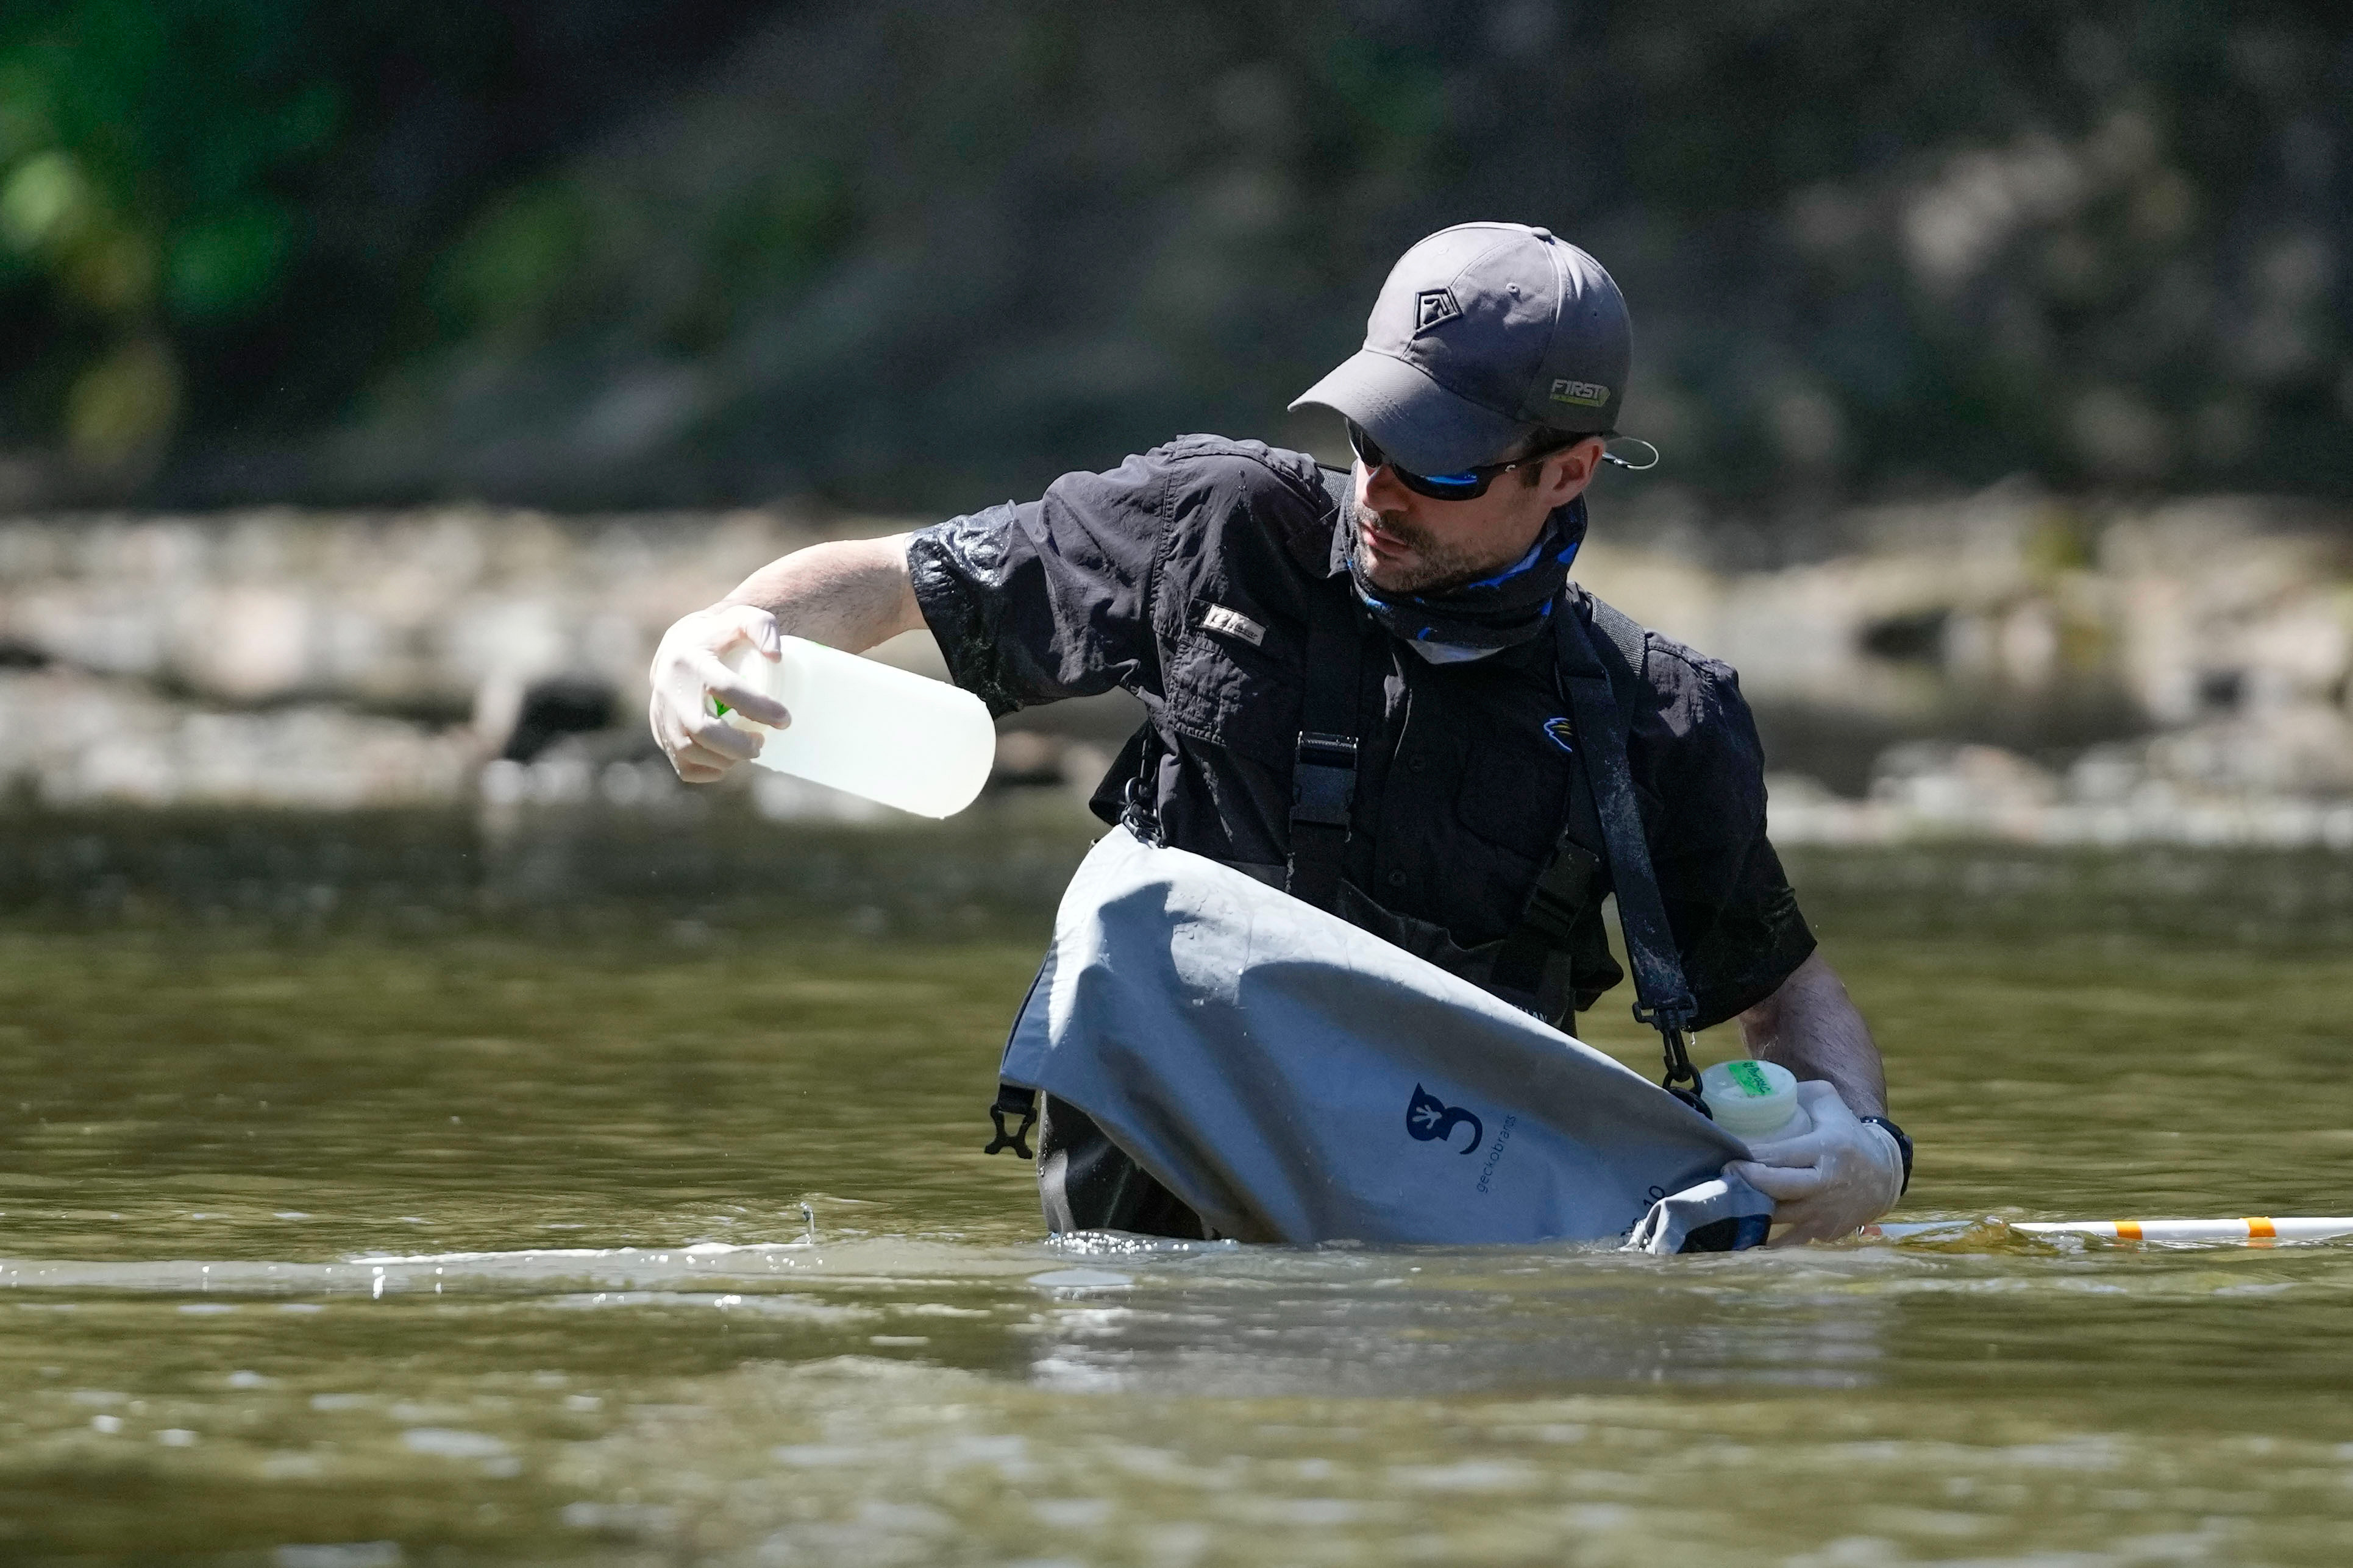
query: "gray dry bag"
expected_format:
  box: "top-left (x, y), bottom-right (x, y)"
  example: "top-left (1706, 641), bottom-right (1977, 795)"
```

top-left (999, 828), bottom-right (1771, 1252)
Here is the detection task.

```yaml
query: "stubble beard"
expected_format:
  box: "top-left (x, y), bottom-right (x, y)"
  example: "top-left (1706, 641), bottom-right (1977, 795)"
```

top-left (1351, 505), bottom-right (1504, 597)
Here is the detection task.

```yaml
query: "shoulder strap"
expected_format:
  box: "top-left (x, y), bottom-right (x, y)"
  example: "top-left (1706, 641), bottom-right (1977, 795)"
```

top-left (1487, 834), bottom-right (1599, 1027)
top-left (1315, 462), bottom-right (1353, 526)
top-left (1286, 466), bottom-right (1367, 910)
top-left (1584, 594), bottom-right (1652, 675)
top-left (1555, 596), bottom-right (1709, 1113)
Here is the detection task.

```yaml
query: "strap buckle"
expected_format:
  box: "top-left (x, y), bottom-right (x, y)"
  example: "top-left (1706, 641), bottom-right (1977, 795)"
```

top-left (1295, 731), bottom-right (1359, 770)
top-left (1631, 994), bottom-right (1696, 1034)
top-left (1290, 731), bottom-right (1359, 826)
top-left (1518, 840), bottom-right (1598, 945)
top-left (983, 1084), bottom-right (1037, 1158)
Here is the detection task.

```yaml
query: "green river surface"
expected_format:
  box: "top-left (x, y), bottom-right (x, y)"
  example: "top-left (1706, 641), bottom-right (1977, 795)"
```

top-left (4, 799), bottom-right (2352, 1565)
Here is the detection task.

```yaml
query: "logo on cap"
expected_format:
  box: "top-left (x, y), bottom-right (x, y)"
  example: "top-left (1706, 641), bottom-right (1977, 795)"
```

top-left (1550, 378), bottom-right (1609, 407)
top-left (1415, 289), bottom-right (1462, 333)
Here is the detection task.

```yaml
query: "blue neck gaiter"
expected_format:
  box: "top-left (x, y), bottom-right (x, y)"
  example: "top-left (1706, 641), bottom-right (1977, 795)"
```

top-left (1346, 497), bottom-right (1587, 651)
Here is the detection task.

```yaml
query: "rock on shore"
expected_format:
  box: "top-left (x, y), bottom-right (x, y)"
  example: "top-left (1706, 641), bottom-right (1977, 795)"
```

top-left (4, 484), bottom-right (2352, 840)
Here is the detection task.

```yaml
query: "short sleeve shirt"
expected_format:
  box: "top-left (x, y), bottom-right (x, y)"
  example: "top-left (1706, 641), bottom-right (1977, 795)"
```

top-left (908, 435), bottom-right (1814, 1031)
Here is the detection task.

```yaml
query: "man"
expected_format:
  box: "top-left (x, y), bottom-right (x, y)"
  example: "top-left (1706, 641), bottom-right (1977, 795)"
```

top-left (648, 222), bottom-right (1909, 1244)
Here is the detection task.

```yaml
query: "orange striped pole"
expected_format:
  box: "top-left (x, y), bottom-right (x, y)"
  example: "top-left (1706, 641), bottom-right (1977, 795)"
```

top-left (1865, 1216), bottom-right (2352, 1244)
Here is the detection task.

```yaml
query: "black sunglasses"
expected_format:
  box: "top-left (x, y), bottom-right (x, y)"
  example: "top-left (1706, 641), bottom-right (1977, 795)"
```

top-left (1347, 423), bottom-right (1584, 502)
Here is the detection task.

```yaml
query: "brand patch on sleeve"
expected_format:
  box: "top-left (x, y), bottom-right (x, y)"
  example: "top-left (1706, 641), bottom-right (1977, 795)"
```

top-left (1197, 603), bottom-right (1265, 647)
top-left (1550, 378), bottom-right (1609, 406)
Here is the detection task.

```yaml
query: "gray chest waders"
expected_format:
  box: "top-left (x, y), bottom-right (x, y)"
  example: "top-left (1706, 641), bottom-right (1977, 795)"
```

top-left (984, 477), bottom-right (1710, 1174)
top-left (983, 481), bottom-right (1741, 1250)
top-left (991, 825), bottom-right (1762, 1246)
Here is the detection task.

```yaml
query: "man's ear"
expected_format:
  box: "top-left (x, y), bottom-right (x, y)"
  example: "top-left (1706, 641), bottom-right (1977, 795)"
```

top-left (1537, 437), bottom-right (1605, 507)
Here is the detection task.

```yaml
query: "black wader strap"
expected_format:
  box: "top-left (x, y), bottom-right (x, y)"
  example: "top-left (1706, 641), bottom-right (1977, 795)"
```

top-left (1287, 469), bottom-right (1367, 912)
top-left (1489, 836), bottom-right (1600, 1028)
top-left (1286, 722), bottom-right (1358, 910)
top-left (1557, 600), bottom-right (1710, 1116)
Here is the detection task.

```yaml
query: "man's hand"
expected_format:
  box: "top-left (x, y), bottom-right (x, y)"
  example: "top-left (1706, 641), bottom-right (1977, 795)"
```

top-left (644, 534), bottom-right (924, 782)
top-left (1725, 1080), bottom-right (1904, 1245)
top-left (648, 603), bottom-right (793, 782)
top-left (1732, 952), bottom-right (1898, 1243)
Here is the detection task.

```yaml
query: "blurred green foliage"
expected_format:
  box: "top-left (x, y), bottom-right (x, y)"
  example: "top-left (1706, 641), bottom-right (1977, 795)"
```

top-left (0, 1), bottom-right (2344, 512)
top-left (433, 183), bottom-right (594, 339)
top-left (0, 0), bottom-right (766, 489)
top-left (0, 0), bottom-right (335, 460)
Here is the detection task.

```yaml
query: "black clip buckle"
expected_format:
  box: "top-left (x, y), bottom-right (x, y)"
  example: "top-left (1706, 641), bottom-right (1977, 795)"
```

top-left (1631, 993), bottom-right (1696, 1032)
top-left (1635, 998), bottom-right (1709, 1118)
top-left (1290, 731), bottom-right (1360, 827)
top-left (1295, 731), bottom-right (1359, 771)
top-left (983, 1097), bottom-right (1037, 1158)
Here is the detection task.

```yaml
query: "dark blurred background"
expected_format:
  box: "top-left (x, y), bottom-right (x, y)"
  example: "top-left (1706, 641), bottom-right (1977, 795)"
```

top-left (2, 0), bottom-right (2346, 516)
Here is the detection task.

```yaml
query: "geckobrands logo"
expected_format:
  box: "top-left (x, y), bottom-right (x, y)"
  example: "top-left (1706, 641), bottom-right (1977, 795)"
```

top-left (1406, 1084), bottom-right (1484, 1154)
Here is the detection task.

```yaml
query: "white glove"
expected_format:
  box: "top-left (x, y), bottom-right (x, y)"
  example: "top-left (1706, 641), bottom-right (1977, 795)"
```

top-left (1724, 1080), bottom-right (1904, 1245)
top-left (647, 603), bottom-right (793, 782)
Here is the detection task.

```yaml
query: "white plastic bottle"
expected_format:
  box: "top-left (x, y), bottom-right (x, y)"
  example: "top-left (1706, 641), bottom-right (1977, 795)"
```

top-left (1699, 1058), bottom-right (1810, 1142)
top-left (717, 637), bottom-right (997, 818)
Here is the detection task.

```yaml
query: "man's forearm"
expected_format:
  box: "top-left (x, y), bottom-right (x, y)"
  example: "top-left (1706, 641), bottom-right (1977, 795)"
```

top-left (1736, 951), bottom-right (1887, 1118)
top-left (720, 534), bottom-right (925, 653)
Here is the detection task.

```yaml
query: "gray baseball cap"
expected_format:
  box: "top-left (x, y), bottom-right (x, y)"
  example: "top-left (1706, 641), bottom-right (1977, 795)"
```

top-left (1290, 222), bottom-right (1632, 476)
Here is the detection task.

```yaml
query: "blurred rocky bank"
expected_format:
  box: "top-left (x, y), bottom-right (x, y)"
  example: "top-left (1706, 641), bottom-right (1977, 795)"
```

top-left (5, 481), bottom-right (2353, 846)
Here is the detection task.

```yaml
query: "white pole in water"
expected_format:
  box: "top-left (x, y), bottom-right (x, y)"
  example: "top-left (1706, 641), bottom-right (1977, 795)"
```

top-left (1865, 1217), bottom-right (2353, 1243)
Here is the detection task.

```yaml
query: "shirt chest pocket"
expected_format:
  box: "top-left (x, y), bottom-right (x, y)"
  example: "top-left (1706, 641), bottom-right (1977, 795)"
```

top-left (1160, 603), bottom-right (1303, 767)
top-left (1454, 724), bottom-right (1577, 864)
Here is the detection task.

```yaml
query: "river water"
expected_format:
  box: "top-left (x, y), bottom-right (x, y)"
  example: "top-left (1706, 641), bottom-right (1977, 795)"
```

top-left (4, 805), bottom-right (2352, 1564)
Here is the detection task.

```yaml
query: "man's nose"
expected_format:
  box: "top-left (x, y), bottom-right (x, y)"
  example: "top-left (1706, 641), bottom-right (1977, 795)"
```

top-left (1359, 459), bottom-right (1413, 513)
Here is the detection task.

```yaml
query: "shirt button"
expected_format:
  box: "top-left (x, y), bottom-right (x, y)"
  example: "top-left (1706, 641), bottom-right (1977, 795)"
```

top-left (1408, 756), bottom-right (1428, 773)
top-left (1386, 870), bottom-right (1407, 888)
